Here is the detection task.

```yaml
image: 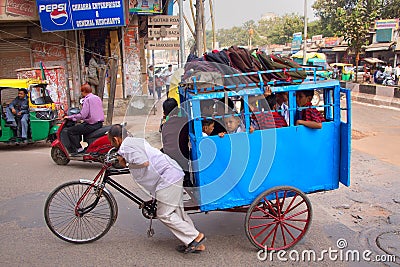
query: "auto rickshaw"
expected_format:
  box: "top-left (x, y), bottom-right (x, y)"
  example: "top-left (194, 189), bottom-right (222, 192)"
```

top-left (330, 63), bottom-right (354, 81)
top-left (0, 79), bottom-right (59, 144)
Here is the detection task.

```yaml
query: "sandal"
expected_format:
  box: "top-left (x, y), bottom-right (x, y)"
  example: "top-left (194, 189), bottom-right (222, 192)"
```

top-left (175, 244), bottom-right (203, 254)
top-left (184, 234), bottom-right (206, 254)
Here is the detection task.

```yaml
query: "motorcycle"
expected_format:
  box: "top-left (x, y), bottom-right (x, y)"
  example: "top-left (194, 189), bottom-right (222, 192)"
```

top-left (382, 73), bottom-right (395, 86)
top-left (50, 108), bottom-right (113, 165)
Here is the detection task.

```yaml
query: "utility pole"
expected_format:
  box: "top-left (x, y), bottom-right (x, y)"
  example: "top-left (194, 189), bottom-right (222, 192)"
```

top-left (195, 0), bottom-right (204, 56)
top-left (178, 0), bottom-right (185, 67)
top-left (209, 0), bottom-right (216, 50)
top-left (303, 0), bottom-right (308, 65)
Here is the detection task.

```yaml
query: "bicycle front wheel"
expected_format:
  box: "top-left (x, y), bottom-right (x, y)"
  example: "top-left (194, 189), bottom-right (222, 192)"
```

top-left (44, 181), bottom-right (115, 244)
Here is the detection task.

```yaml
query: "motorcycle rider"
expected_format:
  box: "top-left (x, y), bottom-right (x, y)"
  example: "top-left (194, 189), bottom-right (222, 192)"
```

top-left (63, 83), bottom-right (104, 155)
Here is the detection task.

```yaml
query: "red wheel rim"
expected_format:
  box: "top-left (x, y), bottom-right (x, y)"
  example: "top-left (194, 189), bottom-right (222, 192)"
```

top-left (247, 188), bottom-right (312, 250)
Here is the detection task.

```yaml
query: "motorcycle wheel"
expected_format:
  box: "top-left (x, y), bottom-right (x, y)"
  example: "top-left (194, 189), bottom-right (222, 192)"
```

top-left (51, 147), bottom-right (70, 165)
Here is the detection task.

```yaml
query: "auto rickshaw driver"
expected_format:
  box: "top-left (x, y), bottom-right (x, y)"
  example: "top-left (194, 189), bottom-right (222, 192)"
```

top-left (5, 88), bottom-right (29, 143)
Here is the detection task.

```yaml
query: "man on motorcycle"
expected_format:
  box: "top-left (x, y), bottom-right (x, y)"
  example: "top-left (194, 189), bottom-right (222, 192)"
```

top-left (63, 83), bottom-right (104, 155)
top-left (6, 88), bottom-right (29, 143)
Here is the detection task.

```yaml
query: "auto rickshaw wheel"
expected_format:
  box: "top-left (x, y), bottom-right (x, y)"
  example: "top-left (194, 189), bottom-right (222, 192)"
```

top-left (51, 147), bottom-right (70, 165)
top-left (245, 186), bottom-right (312, 251)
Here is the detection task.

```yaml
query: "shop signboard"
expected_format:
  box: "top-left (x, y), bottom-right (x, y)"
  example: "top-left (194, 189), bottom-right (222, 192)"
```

top-left (36, 0), bottom-right (125, 32)
top-left (291, 32), bottom-right (302, 53)
top-left (375, 19), bottom-right (399, 30)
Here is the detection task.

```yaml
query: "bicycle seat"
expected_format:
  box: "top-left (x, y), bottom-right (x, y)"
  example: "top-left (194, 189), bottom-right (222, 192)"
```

top-left (85, 125), bottom-right (112, 140)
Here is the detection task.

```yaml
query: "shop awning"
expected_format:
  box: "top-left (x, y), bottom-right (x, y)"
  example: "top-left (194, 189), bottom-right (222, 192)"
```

top-left (332, 46), bottom-right (348, 52)
top-left (365, 42), bottom-right (394, 52)
top-left (363, 57), bottom-right (385, 64)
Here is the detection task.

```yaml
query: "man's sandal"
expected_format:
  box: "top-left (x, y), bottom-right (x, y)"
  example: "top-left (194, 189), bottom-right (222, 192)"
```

top-left (183, 235), bottom-right (206, 254)
top-left (175, 244), bottom-right (203, 254)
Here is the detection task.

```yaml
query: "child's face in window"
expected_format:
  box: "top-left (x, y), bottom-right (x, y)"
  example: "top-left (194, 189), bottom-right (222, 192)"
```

top-left (276, 92), bottom-right (288, 105)
top-left (203, 122), bottom-right (214, 135)
top-left (296, 92), bottom-right (308, 107)
top-left (224, 116), bottom-right (240, 133)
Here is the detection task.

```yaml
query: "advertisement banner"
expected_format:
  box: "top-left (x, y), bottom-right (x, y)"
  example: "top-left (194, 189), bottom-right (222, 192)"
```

top-left (5, 0), bottom-right (36, 17)
top-left (129, 0), bottom-right (162, 14)
top-left (36, 0), bottom-right (125, 32)
top-left (291, 32), bottom-right (302, 53)
top-left (324, 37), bottom-right (340, 46)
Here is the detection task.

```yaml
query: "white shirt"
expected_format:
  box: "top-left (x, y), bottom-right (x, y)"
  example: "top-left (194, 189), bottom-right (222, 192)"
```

top-left (163, 68), bottom-right (173, 85)
top-left (384, 66), bottom-right (393, 74)
top-left (394, 66), bottom-right (400, 77)
top-left (118, 137), bottom-right (184, 195)
top-left (280, 103), bottom-right (289, 125)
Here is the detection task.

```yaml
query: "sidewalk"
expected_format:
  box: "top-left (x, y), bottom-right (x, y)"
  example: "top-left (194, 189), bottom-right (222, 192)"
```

top-left (344, 81), bottom-right (400, 109)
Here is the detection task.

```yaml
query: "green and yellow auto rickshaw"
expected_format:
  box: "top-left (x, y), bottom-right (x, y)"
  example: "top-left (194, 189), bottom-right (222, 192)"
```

top-left (0, 79), bottom-right (59, 144)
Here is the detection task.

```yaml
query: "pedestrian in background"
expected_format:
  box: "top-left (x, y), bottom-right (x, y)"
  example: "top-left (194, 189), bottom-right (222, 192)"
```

top-left (394, 63), bottom-right (400, 85)
top-left (87, 53), bottom-right (100, 95)
top-left (148, 65), bottom-right (155, 97)
top-left (162, 64), bottom-right (173, 97)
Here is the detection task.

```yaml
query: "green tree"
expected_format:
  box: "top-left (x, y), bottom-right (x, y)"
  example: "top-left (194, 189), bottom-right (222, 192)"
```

top-left (215, 26), bottom-right (249, 48)
top-left (312, 0), bottom-right (357, 36)
top-left (307, 20), bottom-right (324, 38)
top-left (337, 0), bottom-right (379, 81)
top-left (258, 14), bottom-right (304, 45)
top-left (379, 0), bottom-right (400, 18)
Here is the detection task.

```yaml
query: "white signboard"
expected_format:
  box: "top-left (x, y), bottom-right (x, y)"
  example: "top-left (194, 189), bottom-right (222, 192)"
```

top-left (148, 40), bottom-right (180, 50)
top-left (148, 27), bottom-right (180, 38)
top-left (148, 15), bottom-right (179, 26)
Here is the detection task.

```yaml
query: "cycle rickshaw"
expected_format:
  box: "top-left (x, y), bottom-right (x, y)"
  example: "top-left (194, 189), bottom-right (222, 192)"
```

top-left (44, 67), bottom-right (351, 251)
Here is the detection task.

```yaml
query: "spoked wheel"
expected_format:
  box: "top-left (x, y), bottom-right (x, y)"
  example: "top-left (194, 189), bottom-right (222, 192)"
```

top-left (245, 186), bottom-right (312, 251)
top-left (51, 147), bottom-right (70, 165)
top-left (44, 181), bottom-right (115, 244)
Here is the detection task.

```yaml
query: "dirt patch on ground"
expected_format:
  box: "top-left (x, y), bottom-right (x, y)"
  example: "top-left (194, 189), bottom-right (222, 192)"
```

top-left (352, 129), bottom-right (369, 140)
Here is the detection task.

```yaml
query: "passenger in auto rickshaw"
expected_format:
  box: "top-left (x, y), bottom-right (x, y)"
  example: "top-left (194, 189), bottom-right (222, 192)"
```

top-left (5, 88), bottom-right (29, 142)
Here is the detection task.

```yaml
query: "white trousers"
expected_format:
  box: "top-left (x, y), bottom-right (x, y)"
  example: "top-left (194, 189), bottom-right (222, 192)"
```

top-left (156, 179), bottom-right (199, 245)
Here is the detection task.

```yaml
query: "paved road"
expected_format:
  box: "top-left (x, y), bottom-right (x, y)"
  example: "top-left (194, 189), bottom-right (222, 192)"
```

top-left (0, 101), bottom-right (399, 266)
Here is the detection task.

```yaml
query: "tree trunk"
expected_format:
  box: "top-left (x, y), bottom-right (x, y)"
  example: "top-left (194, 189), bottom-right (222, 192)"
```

top-left (355, 50), bottom-right (359, 83)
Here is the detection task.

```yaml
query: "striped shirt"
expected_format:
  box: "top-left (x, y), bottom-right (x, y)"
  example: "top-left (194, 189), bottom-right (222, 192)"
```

top-left (301, 102), bottom-right (325, 123)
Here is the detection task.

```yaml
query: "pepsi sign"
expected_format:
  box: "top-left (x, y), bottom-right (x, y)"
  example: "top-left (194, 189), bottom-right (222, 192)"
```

top-left (36, 0), bottom-right (125, 32)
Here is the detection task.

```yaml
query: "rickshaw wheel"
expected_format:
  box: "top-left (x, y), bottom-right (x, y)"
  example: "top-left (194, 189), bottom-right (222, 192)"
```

top-left (245, 186), bottom-right (312, 251)
top-left (51, 147), bottom-right (70, 165)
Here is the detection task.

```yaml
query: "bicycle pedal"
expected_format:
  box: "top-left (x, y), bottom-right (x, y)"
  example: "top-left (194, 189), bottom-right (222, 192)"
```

top-left (147, 228), bottom-right (154, 238)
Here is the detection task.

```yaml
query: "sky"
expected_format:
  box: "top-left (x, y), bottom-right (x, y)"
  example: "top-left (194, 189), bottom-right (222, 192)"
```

top-left (183, 0), bottom-right (317, 30)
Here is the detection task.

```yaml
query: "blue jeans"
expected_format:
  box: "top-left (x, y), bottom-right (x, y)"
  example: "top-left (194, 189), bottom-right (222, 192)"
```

top-left (156, 86), bottom-right (162, 99)
top-left (6, 108), bottom-right (29, 139)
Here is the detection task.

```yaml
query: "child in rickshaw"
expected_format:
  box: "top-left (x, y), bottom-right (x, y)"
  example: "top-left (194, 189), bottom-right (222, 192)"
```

top-left (201, 119), bottom-right (215, 137)
top-left (218, 111), bottom-right (250, 137)
top-left (295, 90), bottom-right (325, 129)
top-left (266, 94), bottom-right (288, 128)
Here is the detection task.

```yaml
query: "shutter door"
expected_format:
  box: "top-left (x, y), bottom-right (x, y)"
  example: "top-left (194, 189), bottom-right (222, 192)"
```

top-left (0, 40), bottom-right (31, 78)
